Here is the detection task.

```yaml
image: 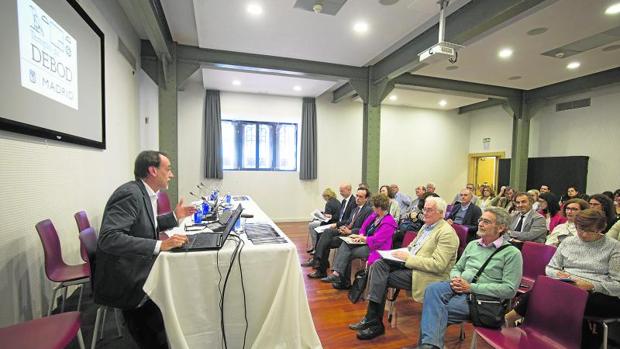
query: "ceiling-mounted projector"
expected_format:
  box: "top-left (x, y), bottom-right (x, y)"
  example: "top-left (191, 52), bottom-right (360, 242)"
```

top-left (419, 42), bottom-right (459, 64)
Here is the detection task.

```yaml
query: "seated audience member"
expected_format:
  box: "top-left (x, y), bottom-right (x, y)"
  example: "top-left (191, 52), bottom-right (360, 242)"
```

top-left (608, 220), bottom-right (620, 241)
top-left (490, 186), bottom-right (515, 213)
top-left (350, 196), bottom-right (459, 340)
top-left (414, 207), bottom-right (522, 349)
top-left (302, 183), bottom-right (357, 267)
top-left (538, 192), bottom-right (566, 233)
top-left (358, 182), bottom-right (369, 190)
top-left (391, 184), bottom-right (412, 214)
top-left (446, 188), bottom-right (482, 241)
top-left (506, 209), bottom-right (620, 348)
top-left (507, 192), bottom-right (547, 244)
top-left (589, 193), bottom-right (618, 233)
top-left (394, 192), bottom-right (440, 248)
top-left (306, 188), bottom-right (373, 277)
top-left (477, 185), bottom-right (494, 210)
top-left (451, 183), bottom-right (479, 205)
top-left (562, 185), bottom-right (586, 204)
top-left (614, 189), bottom-right (620, 220)
top-left (322, 194), bottom-right (397, 288)
top-left (539, 184), bottom-right (550, 194)
top-left (410, 185), bottom-right (427, 211)
top-left (379, 185), bottom-right (401, 221)
top-left (527, 189), bottom-right (540, 211)
top-left (306, 188), bottom-right (341, 253)
top-left (603, 191), bottom-right (615, 200)
top-left (546, 198), bottom-right (589, 246)
top-left (426, 182), bottom-right (437, 194)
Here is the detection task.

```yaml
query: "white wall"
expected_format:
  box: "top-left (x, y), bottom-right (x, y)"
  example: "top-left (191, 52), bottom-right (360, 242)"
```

top-left (467, 105), bottom-right (513, 154)
top-left (178, 86), bottom-right (363, 221)
top-left (0, 0), bottom-right (141, 325)
top-left (380, 104), bottom-right (471, 199)
top-left (528, 84), bottom-right (620, 193)
top-left (139, 69), bottom-right (159, 150)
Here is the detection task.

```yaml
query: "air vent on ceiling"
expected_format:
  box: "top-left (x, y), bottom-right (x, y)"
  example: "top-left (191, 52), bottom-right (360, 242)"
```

top-left (542, 25), bottom-right (620, 59)
top-left (556, 98), bottom-right (591, 112)
top-left (293, 0), bottom-right (347, 16)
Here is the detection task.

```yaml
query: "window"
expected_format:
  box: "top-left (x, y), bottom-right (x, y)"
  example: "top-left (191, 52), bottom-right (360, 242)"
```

top-left (222, 120), bottom-right (298, 171)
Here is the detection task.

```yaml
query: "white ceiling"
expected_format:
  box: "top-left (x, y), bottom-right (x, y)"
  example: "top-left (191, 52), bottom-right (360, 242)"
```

top-left (159, 0), bottom-right (620, 108)
top-left (372, 88), bottom-right (486, 109)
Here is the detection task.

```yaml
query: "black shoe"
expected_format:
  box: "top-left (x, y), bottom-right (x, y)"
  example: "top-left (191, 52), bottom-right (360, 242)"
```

top-left (307, 271), bottom-right (326, 279)
top-left (301, 258), bottom-right (316, 267)
top-left (320, 274), bottom-right (340, 283)
top-left (332, 278), bottom-right (351, 290)
top-left (306, 247), bottom-right (314, 253)
top-left (348, 317), bottom-right (373, 331)
top-left (356, 322), bottom-right (385, 340)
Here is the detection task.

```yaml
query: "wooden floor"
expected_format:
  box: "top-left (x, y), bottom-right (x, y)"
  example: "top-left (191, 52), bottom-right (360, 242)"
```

top-left (277, 221), bottom-right (492, 349)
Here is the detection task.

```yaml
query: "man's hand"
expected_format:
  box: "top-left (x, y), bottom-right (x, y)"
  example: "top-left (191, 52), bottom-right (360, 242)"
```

top-left (450, 277), bottom-right (471, 294)
top-left (350, 234), bottom-right (366, 243)
top-left (447, 219), bottom-right (454, 225)
top-left (160, 234), bottom-right (189, 251)
top-left (174, 197), bottom-right (197, 220)
top-left (556, 271), bottom-right (571, 279)
top-left (340, 226), bottom-right (352, 235)
top-left (391, 250), bottom-right (410, 261)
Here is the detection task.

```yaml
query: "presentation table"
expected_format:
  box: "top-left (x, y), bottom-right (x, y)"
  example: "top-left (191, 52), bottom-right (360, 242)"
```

top-left (143, 197), bottom-right (322, 349)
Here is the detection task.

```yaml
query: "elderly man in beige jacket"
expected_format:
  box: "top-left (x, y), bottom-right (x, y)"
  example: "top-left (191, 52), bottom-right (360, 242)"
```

top-left (350, 196), bottom-right (459, 341)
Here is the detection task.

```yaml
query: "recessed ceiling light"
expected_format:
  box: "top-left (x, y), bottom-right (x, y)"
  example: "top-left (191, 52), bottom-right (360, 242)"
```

top-left (566, 61), bottom-right (580, 70)
top-left (353, 21), bottom-right (369, 34)
top-left (527, 27), bottom-right (548, 36)
top-left (232, 80), bottom-right (241, 86)
top-left (438, 99), bottom-right (447, 107)
top-left (498, 48), bottom-right (513, 59)
top-left (445, 65), bottom-right (459, 71)
top-left (605, 2), bottom-right (620, 15)
top-left (389, 95), bottom-right (397, 101)
top-left (246, 3), bottom-right (263, 16)
top-left (293, 85), bottom-right (302, 91)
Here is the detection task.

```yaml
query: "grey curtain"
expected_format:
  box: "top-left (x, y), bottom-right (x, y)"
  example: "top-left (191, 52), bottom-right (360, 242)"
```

top-left (204, 90), bottom-right (223, 179)
top-left (299, 97), bottom-right (317, 180)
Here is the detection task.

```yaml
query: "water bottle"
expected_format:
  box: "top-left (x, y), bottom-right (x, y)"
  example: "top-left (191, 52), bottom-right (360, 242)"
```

top-left (234, 217), bottom-right (242, 232)
top-left (201, 201), bottom-right (210, 217)
top-left (225, 193), bottom-right (232, 205)
top-left (193, 205), bottom-right (203, 224)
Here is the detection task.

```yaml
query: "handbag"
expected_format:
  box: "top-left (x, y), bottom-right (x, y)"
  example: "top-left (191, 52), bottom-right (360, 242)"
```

top-left (467, 244), bottom-right (514, 328)
top-left (348, 268), bottom-right (368, 304)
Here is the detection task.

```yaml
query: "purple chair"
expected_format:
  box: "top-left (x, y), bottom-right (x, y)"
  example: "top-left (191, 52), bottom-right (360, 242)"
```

top-left (74, 210), bottom-right (92, 263)
top-left (79, 228), bottom-right (123, 348)
top-left (445, 204), bottom-right (454, 219)
top-left (519, 242), bottom-right (556, 293)
top-left (452, 224), bottom-right (469, 259)
top-left (471, 276), bottom-right (588, 349)
top-left (36, 219), bottom-right (90, 316)
top-left (157, 190), bottom-right (172, 215)
top-left (0, 311), bottom-right (85, 349)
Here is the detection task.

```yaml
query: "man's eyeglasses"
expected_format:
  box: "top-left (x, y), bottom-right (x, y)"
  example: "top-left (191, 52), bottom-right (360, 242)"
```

top-left (478, 218), bottom-right (495, 225)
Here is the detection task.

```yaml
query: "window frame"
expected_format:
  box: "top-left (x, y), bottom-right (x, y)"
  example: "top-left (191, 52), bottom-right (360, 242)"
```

top-left (222, 119), bottom-right (298, 172)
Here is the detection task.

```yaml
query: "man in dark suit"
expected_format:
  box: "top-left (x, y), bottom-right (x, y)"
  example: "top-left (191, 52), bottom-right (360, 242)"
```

top-left (446, 188), bottom-right (482, 241)
top-left (95, 151), bottom-right (195, 349)
top-left (306, 187), bottom-right (373, 279)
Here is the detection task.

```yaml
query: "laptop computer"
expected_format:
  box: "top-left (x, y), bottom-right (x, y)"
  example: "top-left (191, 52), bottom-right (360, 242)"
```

top-left (204, 209), bottom-right (232, 232)
top-left (172, 205), bottom-right (242, 252)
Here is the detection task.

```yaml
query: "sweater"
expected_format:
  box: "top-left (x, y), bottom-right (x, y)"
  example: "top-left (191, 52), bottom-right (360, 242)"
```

top-left (360, 212), bottom-right (397, 265)
top-left (450, 237), bottom-right (523, 299)
top-left (546, 235), bottom-right (620, 298)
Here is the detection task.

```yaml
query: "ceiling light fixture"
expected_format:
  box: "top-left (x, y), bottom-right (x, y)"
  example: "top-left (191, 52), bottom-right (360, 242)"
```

top-left (566, 61), bottom-right (580, 70)
top-left (438, 99), bottom-right (447, 107)
top-left (389, 95), bottom-right (397, 101)
top-left (246, 3), bottom-right (263, 16)
top-left (232, 80), bottom-right (241, 86)
top-left (353, 21), bottom-right (369, 34)
top-left (605, 2), bottom-right (620, 15)
top-left (293, 85), bottom-right (302, 91)
top-left (498, 48), bottom-right (513, 59)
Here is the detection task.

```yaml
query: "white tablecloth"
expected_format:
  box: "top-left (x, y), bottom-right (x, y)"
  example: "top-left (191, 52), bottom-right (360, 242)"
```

top-left (143, 198), bottom-right (322, 349)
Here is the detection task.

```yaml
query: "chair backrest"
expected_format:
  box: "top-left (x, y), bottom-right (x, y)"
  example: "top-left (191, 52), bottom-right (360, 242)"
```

top-left (401, 231), bottom-right (418, 247)
top-left (157, 191), bottom-right (172, 215)
top-left (35, 219), bottom-right (67, 282)
top-left (523, 276), bottom-right (588, 349)
top-left (522, 241), bottom-right (557, 280)
top-left (445, 204), bottom-right (454, 219)
top-left (452, 224), bottom-right (469, 258)
top-left (73, 211), bottom-right (91, 263)
top-left (78, 227), bottom-right (97, 289)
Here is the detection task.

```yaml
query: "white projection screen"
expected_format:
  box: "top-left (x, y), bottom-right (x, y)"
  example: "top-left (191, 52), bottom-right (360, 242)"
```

top-left (0, 0), bottom-right (105, 148)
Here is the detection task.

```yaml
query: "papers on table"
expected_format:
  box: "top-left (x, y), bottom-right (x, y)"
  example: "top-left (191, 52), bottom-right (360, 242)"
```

top-left (339, 236), bottom-right (367, 245)
top-left (378, 247), bottom-right (408, 264)
top-left (314, 224), bottom-right (332, 234)
top-left (310, 209), bottom-right (330, 222)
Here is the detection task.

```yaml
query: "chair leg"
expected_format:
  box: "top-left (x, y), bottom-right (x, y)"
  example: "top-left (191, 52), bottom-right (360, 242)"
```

top-left (113, 308), bottom-right (123, 338)
top-left (77, 328), bottom-right (86, 349)
top-left (459, 322), bottom-right (465, 341)
top-left (603, 322), bottom-right (609, 349)
top-left (61, 286), bottom-right (68, 313)
top-left (100, 307), bottom-right (108, 340)
top-left (92, 307), bottom-right (104, 349)
top-left (470, 331), bottom-right (477, 349)
top-left (77, 284), bottom-right (84, 312)
top-left (47, 286), bottom-right (60, 316)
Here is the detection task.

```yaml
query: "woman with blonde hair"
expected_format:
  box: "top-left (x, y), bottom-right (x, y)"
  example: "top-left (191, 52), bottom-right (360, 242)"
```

top-left (306, 187), bottom-right (341, 254)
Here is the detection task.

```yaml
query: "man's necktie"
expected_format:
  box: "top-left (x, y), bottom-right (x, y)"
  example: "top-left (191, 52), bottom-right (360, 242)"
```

top-left (515, 215), bottom-right (525, 232)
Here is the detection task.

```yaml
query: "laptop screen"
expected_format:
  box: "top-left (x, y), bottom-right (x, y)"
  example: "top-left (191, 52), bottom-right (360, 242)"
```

top-left (221, 205), bottom-right (243, 241)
